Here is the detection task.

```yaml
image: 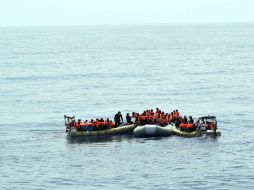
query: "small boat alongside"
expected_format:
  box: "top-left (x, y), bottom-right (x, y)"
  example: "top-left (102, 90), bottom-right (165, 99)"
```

top-left (134, 124), bottom-right (173, 138)
top-left (171, 115), bottom-right (221, 138)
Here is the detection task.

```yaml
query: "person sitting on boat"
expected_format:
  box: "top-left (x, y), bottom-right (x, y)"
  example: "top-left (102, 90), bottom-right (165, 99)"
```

top-left (74, 119), bottom-right (82, 131)
top-left (132, 112), bottom-right (137, 119)
top-left (196, 118), bottom-right (203, 131)
top-left (175, 109), bottom-right (180, 118)
top-left (189, 116), bottom-right (194, 124)
top-left (148, 112), bottom-right (155, 124)
top-left (183, 116), bottom-right (188, 124)
top-left (135, 113), bottom-right (140, 124)
top-left (100, 118), bottom-right (107, 130)
top-left (205, 121), bottom-right (211, 130)
top-left (109, 120), bottom-right (115, 128)
top-left (169, 112), bottom-right (173, 123)
top-left (211, 120), bottom-right (217, 132)
top-left (161, 116), bottom-right (168, 126)
top-left (114, 111), bottom-right (123, 127)
top-left (138, 113), bottom-right (147, 126)
top-left (175, 117), bottom-right (181, 128)
top-left (126, 113), bottom-right (133, 124)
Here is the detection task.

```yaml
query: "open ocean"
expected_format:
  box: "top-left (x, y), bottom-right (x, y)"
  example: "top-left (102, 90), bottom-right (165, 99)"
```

top-left (0, 23), bottom-right (254, 190)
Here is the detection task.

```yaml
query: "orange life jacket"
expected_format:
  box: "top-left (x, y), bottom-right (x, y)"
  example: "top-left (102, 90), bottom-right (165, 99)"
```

top-left (74, 122), bottom-right (81, 128)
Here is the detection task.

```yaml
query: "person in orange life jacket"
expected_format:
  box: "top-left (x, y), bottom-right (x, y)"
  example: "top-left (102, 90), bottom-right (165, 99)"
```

top-left (114, 111), bottom-right (123, 127)
top-left (205, 121), bottom-right (211, 130)
top-left (132, 112), bottom-right (137, 118)
top-left (175, 117), bottom-right (181, 128)
top-left (160, 117), bottom-right (166, 126)
top-left (75, 119), bottom-right (82, 131)
top-left (148, 114), bottom-right (154, 124)
top-left (175, 109), bottom-right (180, 117)
top-left (126, 113), bottom-right (133, 124)
top-left (173, 110), bottom-right (177, 119)
top-left (138, 113), bottom-right (147, 125)
top-left (211, 120), bottom-right (217, 132)
top-left (169, 112), bottom-right (173, 122)
top-left (109, 120), bottom-right (115, 128)
top-left (164, 116), bottom-right (169, 125)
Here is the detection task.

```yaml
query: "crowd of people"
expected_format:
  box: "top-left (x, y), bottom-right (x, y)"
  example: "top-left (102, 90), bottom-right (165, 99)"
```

top-left (124, 108), bottom-right (195, 128)
top-left (71, 108), bottom-right (196, 131)
top-left (126, 108), bottom-right (181, 126)
top-left (73, 118), bottom-right (115, 131)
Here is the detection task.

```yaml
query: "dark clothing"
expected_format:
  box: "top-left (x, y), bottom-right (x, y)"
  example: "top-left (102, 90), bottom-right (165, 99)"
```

top-left (126, 115), bottom-right (133, 124)
top-left (114, 113), bottom-right (123, 127)
top-left (183, 117), bottom-right (188, 124)
top-left (175, 118), bottom-right (181, 128)
top-left (189, 118), bottom-right (194, 124)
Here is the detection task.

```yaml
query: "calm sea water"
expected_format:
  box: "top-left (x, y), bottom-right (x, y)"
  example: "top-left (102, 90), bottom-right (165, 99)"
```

top-left (1, 24), bottom-right (254, 190)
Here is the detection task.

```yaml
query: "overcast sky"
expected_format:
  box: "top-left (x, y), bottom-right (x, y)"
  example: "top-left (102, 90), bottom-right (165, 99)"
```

top-left (0, 0), bottom-right (253, 26)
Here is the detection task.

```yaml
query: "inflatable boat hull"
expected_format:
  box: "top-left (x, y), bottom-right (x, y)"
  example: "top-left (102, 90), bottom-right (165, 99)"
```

top-left (171, 126), bottom-right (221, 137)
top-left (68, 124), bottom-right (136, 139)
top-left (134, 125), bottom-right (173, 138)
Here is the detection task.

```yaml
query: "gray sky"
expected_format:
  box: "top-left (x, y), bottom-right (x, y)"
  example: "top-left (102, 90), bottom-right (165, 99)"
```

top-left (0, 0), bottom-right (254, 26)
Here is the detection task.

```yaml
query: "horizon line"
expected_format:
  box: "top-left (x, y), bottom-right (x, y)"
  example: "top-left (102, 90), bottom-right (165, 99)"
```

top-left (0, 21), bottom-right (254, 28)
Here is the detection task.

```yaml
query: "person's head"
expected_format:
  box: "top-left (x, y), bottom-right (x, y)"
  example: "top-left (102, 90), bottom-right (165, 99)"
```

top-left (107, 118), bottom-right (110, 122)
top-left (101, 118), bottom-right (104, 121)
top-left (91, 119), bottom-right (94, 122)
top-left (78, 119), bottom-right (81, 123)
top-left (126, 113), bottom-right (129, 116)
top-left (118, 111), bottom-right (121, 114)
top-left (85, 120), bottom-right (88, 122)
top-left (176, 109), bottom-right (178, 112)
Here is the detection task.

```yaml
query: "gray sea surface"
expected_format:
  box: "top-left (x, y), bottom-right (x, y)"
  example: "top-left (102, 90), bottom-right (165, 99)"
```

top-left (0, 24), bottom-right (254, 190)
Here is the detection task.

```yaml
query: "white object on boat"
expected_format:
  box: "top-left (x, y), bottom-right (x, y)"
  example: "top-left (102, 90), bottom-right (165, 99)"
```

top-left (134, 124), bottom-right (173, 138)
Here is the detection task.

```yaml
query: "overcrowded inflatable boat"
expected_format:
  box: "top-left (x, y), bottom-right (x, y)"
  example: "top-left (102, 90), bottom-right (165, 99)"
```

top-left (64, 109), bottom-right (221, 140)
top-left (64, 115), bottom-right (136, 139)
